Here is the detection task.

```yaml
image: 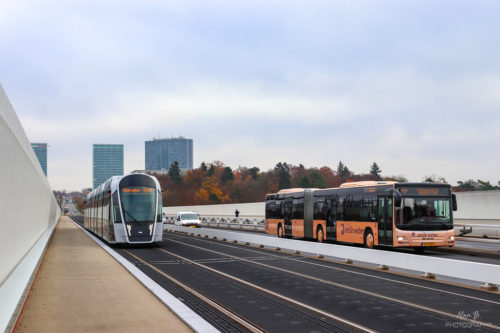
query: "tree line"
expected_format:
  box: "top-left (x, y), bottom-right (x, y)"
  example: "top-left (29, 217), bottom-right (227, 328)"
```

top-left (157, 161), bottom-right (404, 207)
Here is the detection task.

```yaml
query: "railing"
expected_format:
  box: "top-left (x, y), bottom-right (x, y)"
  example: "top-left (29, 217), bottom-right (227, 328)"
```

top-left (163, 215), bottom-right (266, 231)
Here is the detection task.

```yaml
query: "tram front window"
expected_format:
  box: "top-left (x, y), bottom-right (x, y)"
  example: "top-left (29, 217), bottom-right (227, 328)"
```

top-left (398, 197), bottom-right (452, 230)
top-left (120, 186), bottom-right (156, 222)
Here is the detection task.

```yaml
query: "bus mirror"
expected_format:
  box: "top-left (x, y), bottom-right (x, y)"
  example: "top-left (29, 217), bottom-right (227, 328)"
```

top-left (452, 194), bottom-right (458, 211)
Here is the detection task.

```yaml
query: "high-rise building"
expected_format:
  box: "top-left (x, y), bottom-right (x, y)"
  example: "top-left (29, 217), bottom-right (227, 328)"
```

top-left (31, 143), bottom-right (48, 176)
top-left (145, 137), bottom-right (193, 172)
top-left (93, 144), bottom-right (124, 188)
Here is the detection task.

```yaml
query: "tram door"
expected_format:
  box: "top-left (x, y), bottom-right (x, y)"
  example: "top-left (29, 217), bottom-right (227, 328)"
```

top-left (378, 196), bottom-right (393, 245)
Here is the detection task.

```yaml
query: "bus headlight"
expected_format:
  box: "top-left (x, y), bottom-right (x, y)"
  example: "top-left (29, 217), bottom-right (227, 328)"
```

top-left (449, 236), bottom-right (455, 241)
top-left (397, 236), bottom-right (407, 241)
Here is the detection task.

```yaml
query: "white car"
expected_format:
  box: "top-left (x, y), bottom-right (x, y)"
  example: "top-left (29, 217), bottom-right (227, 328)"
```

top-left (175, 211), bottom-right (201, 227)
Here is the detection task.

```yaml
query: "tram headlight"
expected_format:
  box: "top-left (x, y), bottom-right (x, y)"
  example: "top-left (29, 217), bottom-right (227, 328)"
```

top-left (397, 236), bottom-right (407, 241)
top-left (449, 236), bottom-right (455, 241)
top-left (149, 224), bottom-right (153, 235)
top-left (126, 224), bottom-right (131, 236)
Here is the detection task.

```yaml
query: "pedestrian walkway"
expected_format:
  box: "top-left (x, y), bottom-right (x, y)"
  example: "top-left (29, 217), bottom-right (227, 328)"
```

top-left (14, 217), bottom-right (192, 333)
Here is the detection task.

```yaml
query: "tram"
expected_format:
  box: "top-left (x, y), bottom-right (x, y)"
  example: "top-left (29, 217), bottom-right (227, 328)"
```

top-left (84, 173), bottom-right (163, 244)
top-left (265, 181), bottom-right (457, 249)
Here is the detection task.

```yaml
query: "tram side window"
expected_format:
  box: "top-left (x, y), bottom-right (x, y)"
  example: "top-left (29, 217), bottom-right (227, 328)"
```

top-left (112, 192), bottom-right (122, 223)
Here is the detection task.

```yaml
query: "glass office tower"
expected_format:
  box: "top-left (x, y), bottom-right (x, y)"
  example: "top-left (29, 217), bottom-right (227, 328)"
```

top-left (145, 137), bottom-right (193, 172)
top-left (31, 143), bottom-right (48, 176)
top-left (93, 144), bottom-right (124, 188)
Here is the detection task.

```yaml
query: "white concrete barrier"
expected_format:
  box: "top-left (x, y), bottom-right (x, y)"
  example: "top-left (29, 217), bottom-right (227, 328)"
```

top-left (165, 225), bottom-right (500, 287)
top-left (0, 85), bottom-right (61, 332)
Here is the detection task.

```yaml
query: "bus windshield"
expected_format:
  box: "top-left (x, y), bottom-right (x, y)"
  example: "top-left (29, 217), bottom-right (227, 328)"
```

top-left (397, 197), bottom-right (452, 230)
top-left (120, 186), bottom-right (156, 222)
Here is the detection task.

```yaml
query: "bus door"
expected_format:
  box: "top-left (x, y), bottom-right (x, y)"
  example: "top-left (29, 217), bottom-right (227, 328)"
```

top-left (378, 196), bottom-right (393, 245)
top-left (325, 197), bottom-right (337, 238)
top-left (283, 199), bottom-right (293, 237)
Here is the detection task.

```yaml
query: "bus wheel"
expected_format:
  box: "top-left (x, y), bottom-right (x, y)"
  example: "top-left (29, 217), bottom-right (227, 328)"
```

top-left (317, 227), bottom-right (325, 243)
top-left (364, 230), bottom-right (374, 249)
top-left (277, 225), bottom-right (284, 238)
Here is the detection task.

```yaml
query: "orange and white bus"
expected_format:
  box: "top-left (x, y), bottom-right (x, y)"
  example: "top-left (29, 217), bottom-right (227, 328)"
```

top-left (265, 181), bottom-right (457, 250)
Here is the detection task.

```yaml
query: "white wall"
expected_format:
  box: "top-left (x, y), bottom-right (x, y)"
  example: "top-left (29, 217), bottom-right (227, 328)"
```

top-left (454, 191), bottom-right (500, 221)
top-left (163, 202), bottom-right (265, 217)
top-left (0, 85), bottom-right (61, 286)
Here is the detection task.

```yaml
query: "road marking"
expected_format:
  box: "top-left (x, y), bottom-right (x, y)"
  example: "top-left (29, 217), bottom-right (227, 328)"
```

top-left (166, 236), bottom-right (500, 331)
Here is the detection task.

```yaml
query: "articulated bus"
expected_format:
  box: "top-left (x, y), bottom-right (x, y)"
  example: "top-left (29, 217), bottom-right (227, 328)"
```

top-left (265, 181), bottom-right (457, 250)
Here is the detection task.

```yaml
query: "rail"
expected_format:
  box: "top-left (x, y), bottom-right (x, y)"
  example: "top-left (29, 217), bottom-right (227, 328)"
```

top-left (164, 224), bottom-right (500, 289)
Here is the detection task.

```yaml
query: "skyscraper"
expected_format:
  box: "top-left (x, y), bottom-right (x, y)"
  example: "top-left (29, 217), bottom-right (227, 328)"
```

top-left (93, 144), bottom-right (124, 188)
top-left (31, 143), bottom-right (48, 176)
top-left (145, 137), bottom-right (193, 172)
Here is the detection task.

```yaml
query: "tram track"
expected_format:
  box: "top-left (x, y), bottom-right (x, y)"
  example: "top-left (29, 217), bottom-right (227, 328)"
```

top-left (159, 231), bottom-right (500, 332)
top-left (120, 247), bottom-right (369, 333)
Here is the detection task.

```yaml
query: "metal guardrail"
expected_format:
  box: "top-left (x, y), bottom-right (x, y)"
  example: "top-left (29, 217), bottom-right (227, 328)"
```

top-left (165, 225), bottom-right (500, 289)
top-left (163, 215), bottom-right (266, 231)
top-left (454, 224), bottom-right (500, 239)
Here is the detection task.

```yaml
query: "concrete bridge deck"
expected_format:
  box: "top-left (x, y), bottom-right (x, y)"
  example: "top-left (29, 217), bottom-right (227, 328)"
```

top-left (13, 216), bottom-right (191, 333)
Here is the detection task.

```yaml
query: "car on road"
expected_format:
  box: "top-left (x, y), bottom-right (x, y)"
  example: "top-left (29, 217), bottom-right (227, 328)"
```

top-left (175, 211), bottom-right (201, 227)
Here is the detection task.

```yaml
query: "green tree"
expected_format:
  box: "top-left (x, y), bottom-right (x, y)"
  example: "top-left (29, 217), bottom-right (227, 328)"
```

top-left (337, 161), bottom-right (351, 180)
top-left (168, 161), bottom-right (182, 183)
top-left (274, 162), bottom-right (291, 190)
top-left (200, 162), bottom-right (208, 171)
top-left (369, 162), bottom-right (382, 179)
top-left (309, 170), bottom-right (326, 188)
top-left (249, 167), bottom-right (260, 180)
top-left (220, 166), bottom-right (234, 183)
top-left (207, 164), bottom-right (215, 177)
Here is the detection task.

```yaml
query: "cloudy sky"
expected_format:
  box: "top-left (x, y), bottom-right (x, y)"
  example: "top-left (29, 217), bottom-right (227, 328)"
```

top-left (1, 0), bottom-right (499, 191)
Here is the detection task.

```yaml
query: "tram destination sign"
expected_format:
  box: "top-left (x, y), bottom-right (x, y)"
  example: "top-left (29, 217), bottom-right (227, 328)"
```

top-left (121, 187), bottom-right (154, 194)
top-left (397, 186), bottom-right (450, 197)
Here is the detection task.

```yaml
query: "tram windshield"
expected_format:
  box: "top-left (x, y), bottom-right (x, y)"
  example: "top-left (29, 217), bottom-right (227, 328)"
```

top-left (120, 186), bottom-right (156, 222)
top-left (397, 197), bottom-right (452, 230)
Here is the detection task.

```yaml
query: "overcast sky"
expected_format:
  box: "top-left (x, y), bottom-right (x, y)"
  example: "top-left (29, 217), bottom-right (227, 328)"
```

top-left (1, 0), bottom-right (499, 191)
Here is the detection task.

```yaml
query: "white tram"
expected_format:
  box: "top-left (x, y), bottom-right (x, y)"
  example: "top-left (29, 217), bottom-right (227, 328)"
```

top-left (84, 173), bottom-right (163, 244)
